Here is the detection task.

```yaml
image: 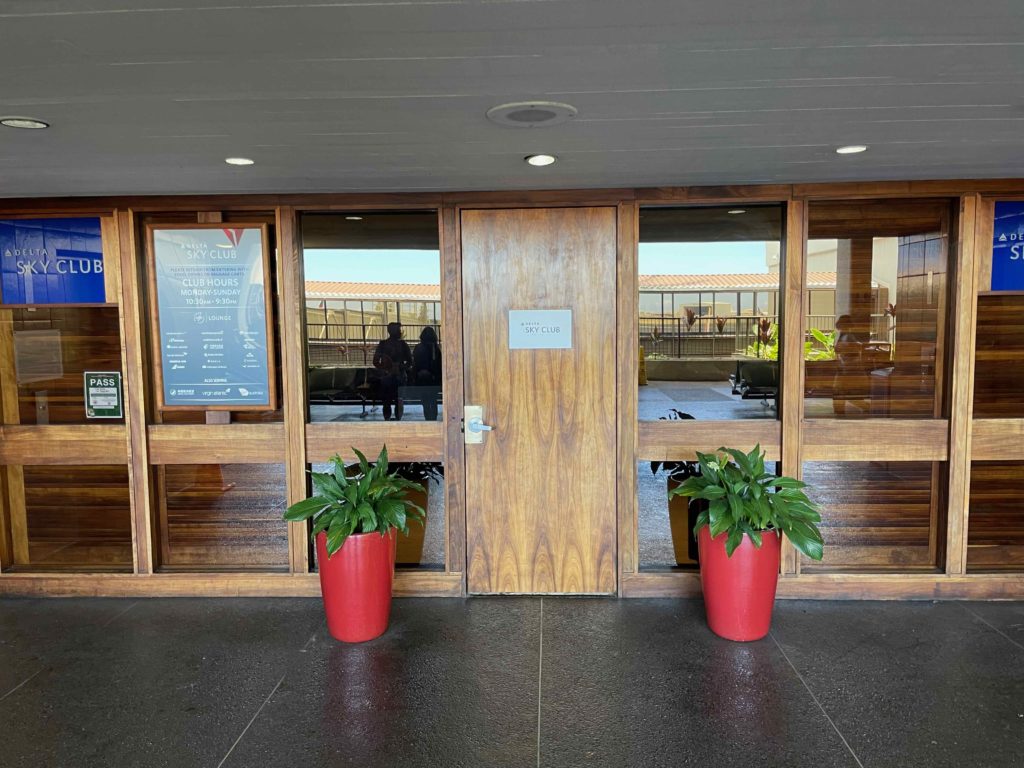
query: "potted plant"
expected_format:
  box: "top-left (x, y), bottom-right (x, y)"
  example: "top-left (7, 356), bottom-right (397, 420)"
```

top-left (391, 462), bottom-right (443, 566)
top-left (649, 409), bottom-right (703, 566)
top-left (670, 445), bottom-right (824, 642)
top-left (283, 446), bottom-right (425, 643)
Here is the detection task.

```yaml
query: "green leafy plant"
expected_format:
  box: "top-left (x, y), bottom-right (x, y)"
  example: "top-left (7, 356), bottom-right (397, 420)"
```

top-left (283, 445), bottom-right (425, 556)
top-left (392, 461), bottom-right (444, 486)
top-left (669, 445), bottom-right (824, 560)
top-left (805, 328), bottom-right (837, 361)
top-left (744, 319), bottom-right (780, 360)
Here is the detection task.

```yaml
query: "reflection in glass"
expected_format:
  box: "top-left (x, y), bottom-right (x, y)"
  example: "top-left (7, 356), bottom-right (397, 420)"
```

top-left (801, 461), bottom-right (945, 571)
top-left (638, 461), bottom-right (697, 569)
top-left (638, 458), bottom-right (780, 570)
top-left (309, 461), bottom-right (445, 570)
top-left (968, 461), bottom-right (1024, 571)
top-left (302, 212), bottom-right (442, 423)
top-left (13, 464), bottom-right (133, 571)
top-left (973, 295), bottom-right (1024, 417)
top-left (804, 200), bottom-right (951, 418)
top-left (638, 205), bottom-right (783, 421)
top-left (0, 307), bottom-right (123, 425)
top-left (156, 463), bottom-right (288, 571)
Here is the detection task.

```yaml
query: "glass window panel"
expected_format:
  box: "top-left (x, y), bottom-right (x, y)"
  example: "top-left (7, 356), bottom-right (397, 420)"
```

top-left (968, 461), bottom-right (1024, 571)
top-left (973, 294), bottom-right (1024, 417)
top-left (156, 463), bottom-right (288, 572)
top-left (639, 293), bottom-right (662, 316)
top-left (739, 292), bottom-right (754, 316)
top-left (301, 212), bottom-right (441, 423)
top-left (1, 307), bottom-right (124, 425)
top-left (805, 199), bottom-right (952, 419)
top-left (801, 461), bottom-right (945, 572)
top-left (638, 205), bottom-right (783, 421)
top-left (309, 460), bottom-right (445, 570)
top-left (6, 464), bottom-right (133, 571)
top-left (638, 458), bottom-right (781, 571)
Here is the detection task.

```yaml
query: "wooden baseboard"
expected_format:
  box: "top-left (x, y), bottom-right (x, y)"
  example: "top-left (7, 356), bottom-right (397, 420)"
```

top-left (3, 569), bottom-right (1021, 600)
top-left (0, 570), bottom-right (464, 598)
top-left (621, 571), bottom-right (1024, 600)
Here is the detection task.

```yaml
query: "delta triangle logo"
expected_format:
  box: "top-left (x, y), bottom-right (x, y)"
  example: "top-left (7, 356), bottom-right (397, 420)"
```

top-left (222, 228), bottom-right (245, 248)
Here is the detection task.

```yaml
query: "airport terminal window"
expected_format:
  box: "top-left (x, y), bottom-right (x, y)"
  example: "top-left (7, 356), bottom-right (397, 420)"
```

top-left (804, 200), bottom-right (952, 419)
top-left (154, 463), bottom-right (289, 572)
top-left (968, 461), bottom-right (1024, 572)
top-left (309, 460), bottom-right (445, 570)
top-left (638, 205), bottom-right (784, 421)
top-left (4, 464), bottom-right (133, 572)
top-left (301, 212), bottom-right (442, 423)
top-left (801, 461), bottom-right (946, 572)
top-left (0, 307), bottom-right (124, 425)
top-left (974, 293), bottom-right (1024, 417)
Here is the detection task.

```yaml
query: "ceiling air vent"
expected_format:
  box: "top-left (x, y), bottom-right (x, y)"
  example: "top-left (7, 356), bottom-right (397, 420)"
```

top-left (486, 101), bottom-right (577, 128)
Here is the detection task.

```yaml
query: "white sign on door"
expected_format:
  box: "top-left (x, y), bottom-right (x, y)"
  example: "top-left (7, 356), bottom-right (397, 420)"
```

top-left (508, 309), bottom-right (573, 349)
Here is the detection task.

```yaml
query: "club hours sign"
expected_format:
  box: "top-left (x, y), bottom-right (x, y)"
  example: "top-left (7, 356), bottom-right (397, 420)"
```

top-left (1, 217), bottom-right (106, 304)
top-left (149, 224), bottom-right (277, 410)
top-left (992, 201), bottom-right (1024, 291)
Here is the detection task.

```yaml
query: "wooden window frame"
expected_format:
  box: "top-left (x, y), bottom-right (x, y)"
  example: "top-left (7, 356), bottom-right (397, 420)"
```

top-left (0, 182), bottom-right (1016, 597)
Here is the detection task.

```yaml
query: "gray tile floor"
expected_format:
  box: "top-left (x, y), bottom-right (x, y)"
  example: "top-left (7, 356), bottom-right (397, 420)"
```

top-left (1, 597), bottom-right (1022, 768)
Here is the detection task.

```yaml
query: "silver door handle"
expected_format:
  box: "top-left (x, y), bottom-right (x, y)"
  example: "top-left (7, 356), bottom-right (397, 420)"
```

top-left (467, 417), bottom-right (493, 433)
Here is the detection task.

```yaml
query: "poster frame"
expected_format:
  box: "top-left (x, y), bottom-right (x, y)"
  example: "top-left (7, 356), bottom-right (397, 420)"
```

top-left (145, 222), bottom-right (278, 412)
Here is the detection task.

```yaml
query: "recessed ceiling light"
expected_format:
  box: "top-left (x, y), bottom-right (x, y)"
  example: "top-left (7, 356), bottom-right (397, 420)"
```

top-left (1, 117), bottom-right (49, 130)
top-left (225, 157), bottom-right (255, 166)
top-left (525, 154), bottom-right (556, 167)
top-left (345, 216), bottom-right (363, 221)
top-left (836, 145), bottom-right (868, 155)
top-left (727, 209), bottom-right (746, 215)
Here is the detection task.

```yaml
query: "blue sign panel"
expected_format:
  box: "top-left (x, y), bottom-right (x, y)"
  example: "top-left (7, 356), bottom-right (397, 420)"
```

top-left (0, 218), bottom-right (106, 304)
top-left (152, 226), bottom-right (274, 409)
top-left (991, 201), bottom-right (1024, 291)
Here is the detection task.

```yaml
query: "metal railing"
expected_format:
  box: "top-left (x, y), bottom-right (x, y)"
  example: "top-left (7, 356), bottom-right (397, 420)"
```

top-left (640, 314), bottom-right (895, 359)
top-left (307, 322), bottom-right (441, 367)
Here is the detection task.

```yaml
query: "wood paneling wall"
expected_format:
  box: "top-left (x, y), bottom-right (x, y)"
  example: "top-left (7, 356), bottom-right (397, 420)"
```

top-left (0, 183), bottom-right (1023, 598)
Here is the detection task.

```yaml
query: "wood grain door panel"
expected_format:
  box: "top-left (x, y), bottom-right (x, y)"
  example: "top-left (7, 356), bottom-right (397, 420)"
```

top-left (462, 207), bottom-right (617, 594)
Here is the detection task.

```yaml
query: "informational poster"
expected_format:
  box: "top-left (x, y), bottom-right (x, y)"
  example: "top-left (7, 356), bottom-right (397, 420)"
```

top-left (508, 309), bottom-right (573, 349)
top-left (991, 201), bottom-right (1024, 291)
top-left (0, 217), bottom-right (105, 304)
top-left (84, 371), bottom-right (123, 419)
top-left (149, 225), bottom-right (276, 410)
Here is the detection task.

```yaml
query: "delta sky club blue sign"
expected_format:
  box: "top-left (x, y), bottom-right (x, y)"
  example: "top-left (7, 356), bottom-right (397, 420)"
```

top-left (992, 201), bottom-right (1024, 291)
top-left (0, 218), bottom-right (106, 304)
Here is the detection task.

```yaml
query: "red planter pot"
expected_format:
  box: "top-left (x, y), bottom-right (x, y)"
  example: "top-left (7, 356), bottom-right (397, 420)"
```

top-left (315, 529), bottom-right (396, 643)
top-left (697, 526), bottom-right (781, 642)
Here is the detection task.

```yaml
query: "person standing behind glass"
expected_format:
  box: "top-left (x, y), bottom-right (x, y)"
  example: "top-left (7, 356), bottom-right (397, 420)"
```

top-left (412, 325), bottom-right (442, 421)
top-left (373, 322), bottom-right (412, 421)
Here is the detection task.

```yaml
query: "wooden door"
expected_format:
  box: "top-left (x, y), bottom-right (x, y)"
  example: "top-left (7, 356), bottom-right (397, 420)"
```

top-left (461, 207), bottom-right (618, 594)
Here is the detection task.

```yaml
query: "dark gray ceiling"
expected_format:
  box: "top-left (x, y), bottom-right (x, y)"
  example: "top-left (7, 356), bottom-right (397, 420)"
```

top-left (1, 0), bottom-right (1023, 197)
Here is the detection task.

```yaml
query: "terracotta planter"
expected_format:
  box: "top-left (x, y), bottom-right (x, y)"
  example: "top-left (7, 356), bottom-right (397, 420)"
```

top-left (666, 477), bottom-right (701, 566)
top-left (316, 529), bottom-right (396, 643)
top-left (697, 526), bottom-right (781, 642)
top-left (396, 485), bottom-right (428, 566)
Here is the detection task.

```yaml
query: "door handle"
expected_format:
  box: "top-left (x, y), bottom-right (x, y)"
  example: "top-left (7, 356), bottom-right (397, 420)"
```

top-left (464, 405), bottom-right (493, 444)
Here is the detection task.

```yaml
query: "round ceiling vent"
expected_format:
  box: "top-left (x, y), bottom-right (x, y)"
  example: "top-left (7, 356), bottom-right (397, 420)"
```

top-left (486, 101), bottom-right (577, 128)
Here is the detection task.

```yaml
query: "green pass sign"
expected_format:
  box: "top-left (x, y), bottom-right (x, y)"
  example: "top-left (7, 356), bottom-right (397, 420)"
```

top-left (84, 372), bottom-right (123, 419)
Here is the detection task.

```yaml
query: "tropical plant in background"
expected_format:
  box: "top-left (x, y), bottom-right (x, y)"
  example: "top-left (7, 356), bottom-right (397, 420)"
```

top-left (669, 445), bottom-right (824, 560)
top-left (283, 446), bottom-right (425, 556)
top-left (805, 327), bottom-right (837, 361)
top-left (715, 316), bottom-right (727, 333)
top-left (685, 307), bottom-right (697, 331)
top-left (744, 319), bottom-right (780, 360)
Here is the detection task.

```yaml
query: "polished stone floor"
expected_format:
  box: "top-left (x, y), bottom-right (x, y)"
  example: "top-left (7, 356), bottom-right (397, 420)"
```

top-left (1, 597), bottom-right (1022, 768)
